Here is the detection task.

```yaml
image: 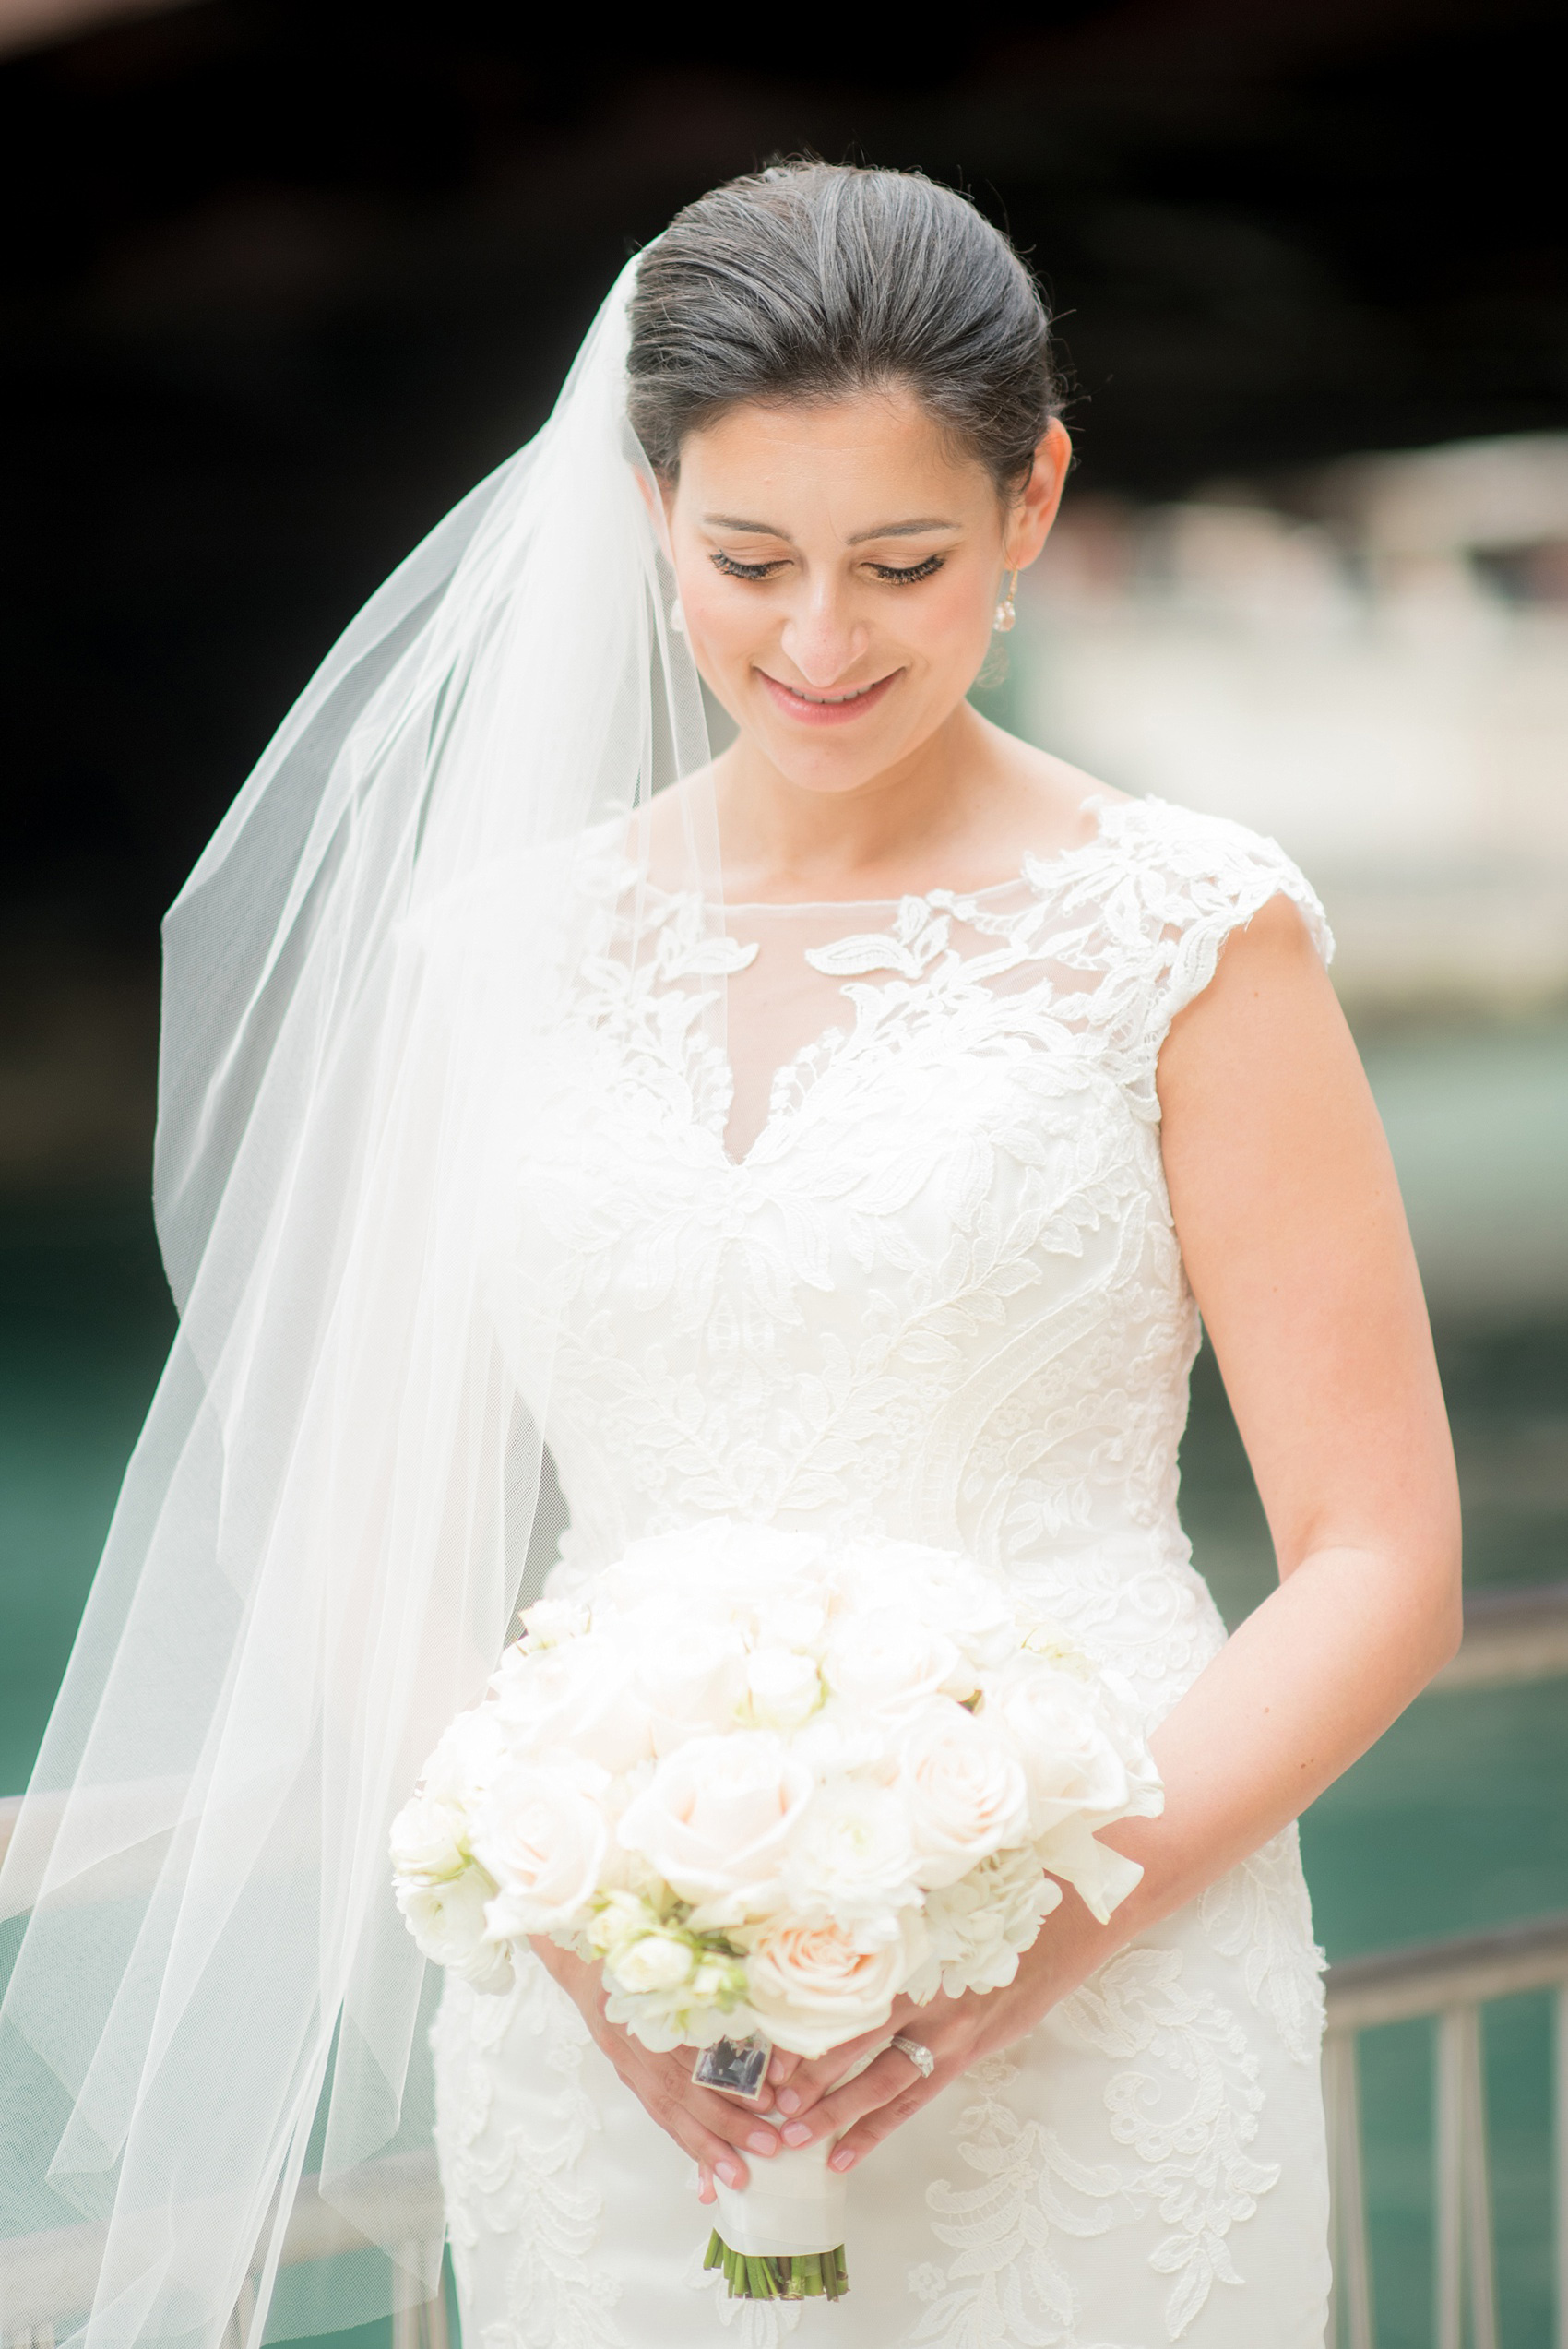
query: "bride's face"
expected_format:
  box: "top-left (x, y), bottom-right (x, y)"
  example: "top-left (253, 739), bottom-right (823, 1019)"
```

top-left (663, 388), bottom-right (1067, 793)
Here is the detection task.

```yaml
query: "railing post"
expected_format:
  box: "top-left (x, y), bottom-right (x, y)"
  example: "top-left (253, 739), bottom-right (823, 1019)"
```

top-left (1437, 2009), bottom-right (1464, 2349)
top-left (1555, 1982), bottom-right (1568, 2349)
top-left (1435, 2006), bottom-right (1499, 2349)
top-left (1324, 2032), bottom-right (1375, 2349)
top-left (390, 2246), bottom-right (450, 2349)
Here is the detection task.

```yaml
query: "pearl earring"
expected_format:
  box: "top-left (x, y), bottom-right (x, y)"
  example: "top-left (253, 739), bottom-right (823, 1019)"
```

top-left (670, 599), bottom-right (686, 635)
top-left (992, 569), bottom-right (1018, 634)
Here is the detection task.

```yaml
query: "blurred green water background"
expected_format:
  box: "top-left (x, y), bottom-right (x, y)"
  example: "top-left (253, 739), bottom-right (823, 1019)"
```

top-left (3, 1012), bottom-right (1566, 2345)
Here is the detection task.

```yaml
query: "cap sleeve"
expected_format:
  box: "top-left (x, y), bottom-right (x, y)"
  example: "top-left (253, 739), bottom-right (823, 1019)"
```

top-left (1110, 798), bottom-right (1334, 1068)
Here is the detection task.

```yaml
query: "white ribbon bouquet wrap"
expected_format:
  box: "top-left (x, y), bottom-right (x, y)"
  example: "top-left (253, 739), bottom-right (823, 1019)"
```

top-left (392, 1521), bottom-right (1162, 2302)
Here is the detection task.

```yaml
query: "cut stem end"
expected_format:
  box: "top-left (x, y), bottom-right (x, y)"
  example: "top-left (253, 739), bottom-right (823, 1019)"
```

top-left (703, 2234), bottom-right (849, 2301)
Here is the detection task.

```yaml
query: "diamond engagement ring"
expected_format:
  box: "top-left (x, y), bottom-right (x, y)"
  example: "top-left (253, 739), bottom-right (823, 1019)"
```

top-left (891, 2033), bottom-right (936, 2080)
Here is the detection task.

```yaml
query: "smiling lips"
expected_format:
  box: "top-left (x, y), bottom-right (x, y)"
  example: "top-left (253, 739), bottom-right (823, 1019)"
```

top-left (756, 668), bottom-right (901, 726)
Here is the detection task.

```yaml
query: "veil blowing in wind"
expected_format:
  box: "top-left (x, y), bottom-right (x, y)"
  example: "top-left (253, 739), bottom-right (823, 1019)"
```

top-left (0, 256), bottom-right (718, 2349)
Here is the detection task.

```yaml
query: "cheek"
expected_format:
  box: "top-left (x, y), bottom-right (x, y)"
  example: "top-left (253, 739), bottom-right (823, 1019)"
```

top-left (909, 569), bottom-right (996, 662)
top-left (679, 571), bottom-right (764, 662)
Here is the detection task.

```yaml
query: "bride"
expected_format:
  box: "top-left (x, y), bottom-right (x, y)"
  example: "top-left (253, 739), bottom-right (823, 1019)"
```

top-left (0, 165), bottom-right (1458, 2349)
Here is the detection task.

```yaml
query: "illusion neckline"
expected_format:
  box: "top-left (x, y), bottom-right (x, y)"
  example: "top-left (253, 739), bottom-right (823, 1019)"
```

top-left (714, 792), bottom-right (1122, 916)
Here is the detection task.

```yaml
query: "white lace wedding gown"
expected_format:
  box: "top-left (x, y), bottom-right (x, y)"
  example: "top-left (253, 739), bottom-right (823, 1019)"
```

top-left (432, 794), bottom-right (1334, 2348)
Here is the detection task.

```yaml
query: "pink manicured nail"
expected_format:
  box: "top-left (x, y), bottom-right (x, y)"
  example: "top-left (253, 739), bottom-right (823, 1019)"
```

top-left (777, 2089), bottom-right (800, 2115)
top-left (747, 2130), bottom-right (778, 2156)
top-left (781, 2122), bottom-right (811, 2147)
top-left (716, 2161), bottom-right (740, 2187)
top-left (830, 2147), bottom-right (855, 2172)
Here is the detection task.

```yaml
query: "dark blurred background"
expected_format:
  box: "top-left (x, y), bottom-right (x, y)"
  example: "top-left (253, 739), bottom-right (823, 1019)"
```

top-left (4, 7), bottom-right (1568, 2340)
top-left (3, 0), bottom-right (1566, 1064)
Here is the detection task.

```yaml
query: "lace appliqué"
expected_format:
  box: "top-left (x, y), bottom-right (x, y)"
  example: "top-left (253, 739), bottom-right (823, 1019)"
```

top-left (909, 2052), bottom-right (1128, 2349)
top-left (1058, 1947), bottom-right (1280, 2341)
top-left (912, 1942), bottom-right (1281, 2348)
top-left (433, 1959), bottom-right (625, 2349)
top-left (1200, 1825), bottom-right (1327, 2065)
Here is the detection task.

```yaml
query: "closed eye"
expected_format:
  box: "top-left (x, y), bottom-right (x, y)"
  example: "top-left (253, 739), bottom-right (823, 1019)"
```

top-left (711, 550), bottom-right (787, 581)
top-left (867, 554), bottom-right (946, 584)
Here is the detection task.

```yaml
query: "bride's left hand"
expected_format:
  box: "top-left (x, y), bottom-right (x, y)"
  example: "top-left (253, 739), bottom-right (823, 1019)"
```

top-left (695, 1896), bottom-right (1105, 2200)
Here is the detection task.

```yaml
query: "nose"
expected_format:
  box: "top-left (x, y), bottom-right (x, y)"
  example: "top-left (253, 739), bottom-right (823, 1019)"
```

top-left (778, 579), bottom-right (868, 689)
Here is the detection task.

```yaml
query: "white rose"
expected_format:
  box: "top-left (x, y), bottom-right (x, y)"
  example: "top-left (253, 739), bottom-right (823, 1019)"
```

top-left (743, 1647), bottom-right (823, 1731)
top-left (824, 1610), bottom-right (968, 1714)
top-left (616, 1731), bottom-right (813, 1927)
top-left (471, 1762), bottom-right (610, 1936)
top-left (634, 1624), bottom-right (750, 1753)
top-left (519, 1597), bottom-right (591, 1649)
top-left (988, 1661), bottom-right (1134, 1833)
top-left (782, 1778), bottom-right (922, 1924)
top-left (897, 1700), bottom-right (1031, 1889)
top-left (912, 1843), bottom-right (1063, 2001)
top-left (389, 1789), bottom-right (469, 1886)
top-left (395, 1865), bottom-right (513, 1992)
top-left (492, 1638), bottom-right (655, 1776)
top-left (743, 1913), bottom-right (922, 2058)
top-left (607, 1929), bottom-right (697, 1996)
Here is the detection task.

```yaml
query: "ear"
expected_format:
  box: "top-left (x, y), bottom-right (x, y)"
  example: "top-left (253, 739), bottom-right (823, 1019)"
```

top-left (1006, 420), bottom-right (1072, 572)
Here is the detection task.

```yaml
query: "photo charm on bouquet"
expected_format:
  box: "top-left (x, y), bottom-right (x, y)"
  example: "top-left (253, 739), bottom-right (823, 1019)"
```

top-left (391, 1521), bottom-right (1163, 2301)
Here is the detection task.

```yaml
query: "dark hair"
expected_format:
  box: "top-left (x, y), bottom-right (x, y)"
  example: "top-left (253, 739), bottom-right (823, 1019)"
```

top-left (627, 162), bottom-right (1061, 499)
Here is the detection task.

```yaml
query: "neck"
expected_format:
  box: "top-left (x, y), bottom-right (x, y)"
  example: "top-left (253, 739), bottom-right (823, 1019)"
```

top-left (712, 702), bottom-right (997, 903)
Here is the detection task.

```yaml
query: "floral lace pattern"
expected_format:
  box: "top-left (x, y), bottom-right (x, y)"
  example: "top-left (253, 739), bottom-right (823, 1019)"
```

top-left (433, 1961), bottom-right (625, 2349)
top-left (438, 794), bottom-right (1334, 2344)
top-left (1199, 1826), bottom-right (1328, 2068)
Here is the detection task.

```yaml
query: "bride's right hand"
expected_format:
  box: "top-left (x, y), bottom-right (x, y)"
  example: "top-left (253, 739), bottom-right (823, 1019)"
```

top-left (528, 1938), bottom-right (777, 2193)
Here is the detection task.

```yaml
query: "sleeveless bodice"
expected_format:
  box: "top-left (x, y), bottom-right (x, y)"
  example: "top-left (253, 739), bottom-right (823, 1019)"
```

top-left (501, 795), bottom-right (1330, 1722)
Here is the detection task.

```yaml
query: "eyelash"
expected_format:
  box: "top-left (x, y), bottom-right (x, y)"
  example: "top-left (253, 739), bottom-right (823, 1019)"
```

top-left (708, 551), bottom-right (947, 585)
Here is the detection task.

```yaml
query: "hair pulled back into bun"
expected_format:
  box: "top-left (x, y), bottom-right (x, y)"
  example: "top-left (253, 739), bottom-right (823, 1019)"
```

top-left (627, 161), bottom-right (1062, 497)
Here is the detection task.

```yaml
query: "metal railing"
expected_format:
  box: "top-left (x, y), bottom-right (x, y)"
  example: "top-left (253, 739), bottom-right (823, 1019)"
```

top-left (1324, 1911), bottom-right (1568, 2349)
top-left (0, 2152), bottom-right (451, 2349)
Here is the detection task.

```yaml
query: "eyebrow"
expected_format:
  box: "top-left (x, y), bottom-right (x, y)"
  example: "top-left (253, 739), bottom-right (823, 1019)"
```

top-left (701, 514), bottom-right (961, 543)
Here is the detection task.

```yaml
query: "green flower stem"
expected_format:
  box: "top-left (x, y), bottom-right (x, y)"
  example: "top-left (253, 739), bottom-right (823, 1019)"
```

top-left (703, 2234), bottom-right (849, 2301)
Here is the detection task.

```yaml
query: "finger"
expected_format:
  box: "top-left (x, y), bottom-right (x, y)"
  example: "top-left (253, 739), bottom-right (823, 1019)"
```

top-left (644, 2059), bottom-right (781, 2156)
top-left (644, 2059), bottom-right (784, 2164)
top-left (697, 2163), bottom-right (716, 2206)
top-left (778, 2045), bottom-right (932, 2151)
top-left (606, 2047), bottom-right (759, 2188)
top-left (771, 2025), bottom-right (889, 2117)
top-left (827, 2081), bottom-right (932, 2172)
top-left (640, 2081), bottom-right (754, 2190)
top-left (767, 2047), bottom-right (803, 2088)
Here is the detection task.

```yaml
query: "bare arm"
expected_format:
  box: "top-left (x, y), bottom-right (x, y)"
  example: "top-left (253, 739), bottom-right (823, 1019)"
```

top-left (764, 897), bottom-right (1462, 2173)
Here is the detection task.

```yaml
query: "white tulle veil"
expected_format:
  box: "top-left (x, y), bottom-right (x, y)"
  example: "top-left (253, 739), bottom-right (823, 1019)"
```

top-left (0, 256), bottom-right (719, 2349)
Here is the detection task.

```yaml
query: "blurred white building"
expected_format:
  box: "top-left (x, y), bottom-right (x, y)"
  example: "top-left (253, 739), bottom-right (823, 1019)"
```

top-left (1019, 433), bottom-right (1568, 1015)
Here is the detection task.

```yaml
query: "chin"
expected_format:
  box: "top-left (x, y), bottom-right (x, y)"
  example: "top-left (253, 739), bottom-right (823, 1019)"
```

top-left (761, 734), bottom-right (906, 795)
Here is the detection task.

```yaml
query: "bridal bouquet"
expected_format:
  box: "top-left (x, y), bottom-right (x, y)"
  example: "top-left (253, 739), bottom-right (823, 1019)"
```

top-left (391, 1523), bottom-right (1161, 2302)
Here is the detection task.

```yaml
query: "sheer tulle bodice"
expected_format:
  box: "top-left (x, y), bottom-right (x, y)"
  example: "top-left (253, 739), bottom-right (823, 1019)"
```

top-left (440, 795), bottom-right (1336, 2349)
